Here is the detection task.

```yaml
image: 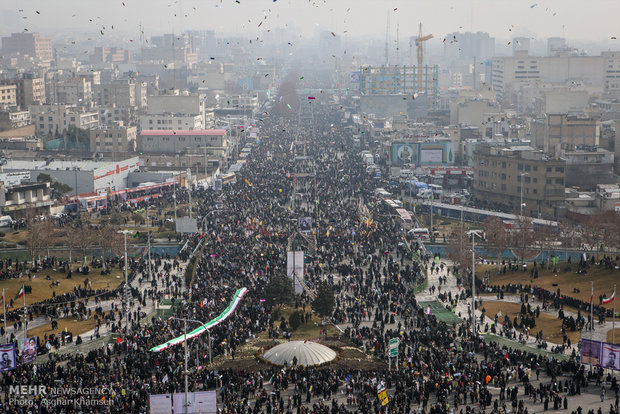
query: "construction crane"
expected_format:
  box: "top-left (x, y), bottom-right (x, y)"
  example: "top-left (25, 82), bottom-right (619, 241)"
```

top-left (414, 23), bottom-right (433, 92)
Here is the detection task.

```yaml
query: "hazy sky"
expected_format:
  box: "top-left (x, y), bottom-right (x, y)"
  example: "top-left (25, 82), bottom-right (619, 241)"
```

top-left (3, 0), bottom-right (619, 45)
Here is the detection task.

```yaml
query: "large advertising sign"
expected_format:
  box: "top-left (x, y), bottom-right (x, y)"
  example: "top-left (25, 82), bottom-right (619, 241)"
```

top-left (173, 391), bottom-right (217, 414)
top-left (391, 143), bottom-right (417, 167)
top-left (420, 149), bottom-right (444, 163)
top-left (287, 251), bottom-right (305, 295)
top-left (581, 339), bottom-right (602, 366)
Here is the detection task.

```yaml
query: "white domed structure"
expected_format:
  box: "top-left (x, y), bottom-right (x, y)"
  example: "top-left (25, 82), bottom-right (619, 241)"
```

top-left (262, 341), bottom-right (337, 367)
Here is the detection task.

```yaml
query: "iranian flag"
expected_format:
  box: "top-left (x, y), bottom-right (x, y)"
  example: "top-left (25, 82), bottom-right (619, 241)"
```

top-left (603, 290), bottom-right (615, 305)
top-left (14, 285), bottom-right (24, 301)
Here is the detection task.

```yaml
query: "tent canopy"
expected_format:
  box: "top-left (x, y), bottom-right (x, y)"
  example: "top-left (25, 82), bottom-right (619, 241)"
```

top-left (262, 341), bottom-right (337, 367)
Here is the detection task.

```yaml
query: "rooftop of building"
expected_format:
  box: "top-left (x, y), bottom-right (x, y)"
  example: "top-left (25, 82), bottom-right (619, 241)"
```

top-left (140, 129), bottom-right (226, 136)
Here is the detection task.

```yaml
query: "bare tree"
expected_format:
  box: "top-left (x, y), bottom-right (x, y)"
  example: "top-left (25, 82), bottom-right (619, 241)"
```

top-left (446, 229), bottom-right (473, 272)
top-left (533, 223), bottom-right (555, 269)
top-left (483, 217), bottom-right (510, 271)
top-left (74, 224), bottom-right (97, 267)
top-left (25, 214), bottom-right (45, 265)
top-left (96, 222), bottom-right (123, 271)
top-left (510, 216), bottom-right (538, 264)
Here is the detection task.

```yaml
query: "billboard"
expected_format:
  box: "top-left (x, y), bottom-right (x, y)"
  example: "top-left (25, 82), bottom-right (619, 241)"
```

top-left (420, 149), bottom-right (444, 163)
top-left (20, 337), bottom-right (37, 365)
top-left (390, 142), bottom-right (417, 167)
top-left (581, 339), bottom-right (602, 365)
top-left (287, 251), bottom-right (304, 294)
top-left (0, 343), bottom-right (16, 371)
top-left (602, 344), bottom-right (620, 370)
top-left (172, 391), bottom-right (217, 414)
top-left (176, 217), bottom-right (198, 234)
top-left (149, 394), bottom-right (172, 414)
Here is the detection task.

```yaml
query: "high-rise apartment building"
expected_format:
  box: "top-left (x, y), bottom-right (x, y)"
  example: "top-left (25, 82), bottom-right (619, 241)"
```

top-left (1, 33), bottom-right (53, 61)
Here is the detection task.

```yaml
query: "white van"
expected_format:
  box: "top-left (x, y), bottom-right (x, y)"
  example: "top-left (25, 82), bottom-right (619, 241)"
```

top-left (0, 215), bottom-right (13, 228)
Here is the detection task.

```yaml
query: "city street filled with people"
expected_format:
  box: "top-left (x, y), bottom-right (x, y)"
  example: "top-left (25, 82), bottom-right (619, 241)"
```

top-left (0, 101), bottom-right (617, 414)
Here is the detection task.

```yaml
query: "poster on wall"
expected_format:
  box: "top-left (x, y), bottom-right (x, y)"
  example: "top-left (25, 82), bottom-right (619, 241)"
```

top-left (391, 143), bottom-right (417, 167)
top-left (420, 149), bottom-right (444, 164)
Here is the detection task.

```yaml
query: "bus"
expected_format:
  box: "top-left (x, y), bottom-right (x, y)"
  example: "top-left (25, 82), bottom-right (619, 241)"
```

top-left (408, 227), bottom-right (430, 240)
top-left (395, 208), bottom-right (413, 229)
top-left (374, 188), bottom-right (391, 200)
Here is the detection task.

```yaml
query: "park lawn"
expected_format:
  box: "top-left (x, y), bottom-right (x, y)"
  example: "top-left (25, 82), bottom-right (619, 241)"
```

top-left (0, 230), bottom-right (27, 245)
top-left (480, 301), bottom-right (581, 346)
top-left (478, 263), bottom-right (619, 310)
top-left (0, 268), bottom-right (124, 310)
top-left (27, 316), bottom-right (98, 341)
top-left (605, 328), bottom-right (620, 345)
top-left (257, 306), bottom-right (322, 340)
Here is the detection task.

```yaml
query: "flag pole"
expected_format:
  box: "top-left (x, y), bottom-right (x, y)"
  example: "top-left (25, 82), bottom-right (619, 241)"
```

top-left (591, 280), bottom-right (594, 337)
top-left (23, 285), bottom-right (27, 339)
top-left (613, 284), bottom-right (616, 346)
top-left (2, 288), bottom-right (5, 342)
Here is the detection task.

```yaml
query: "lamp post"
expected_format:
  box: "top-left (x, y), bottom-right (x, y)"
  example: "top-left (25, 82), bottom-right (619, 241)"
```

top-left (145, 205), bottom-right (152, 282)
top-left (471, 232), bottom-right (476, 336)
top-left (73, 166), bottom-right (79, 219)
top-left (169, 316), bottom-right (214, 414)
top-left (118, 230), bottom-right (132, 330)
top-left (519, 172), bottom-right (529, 217)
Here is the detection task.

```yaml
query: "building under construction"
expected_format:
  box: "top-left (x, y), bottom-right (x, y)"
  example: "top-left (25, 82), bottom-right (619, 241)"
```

top-left (357, 65), bottom-right (440, 118)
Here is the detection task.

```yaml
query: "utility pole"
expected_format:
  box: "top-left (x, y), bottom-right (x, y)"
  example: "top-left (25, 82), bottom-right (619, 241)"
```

top-left (184, 317), bottom-right (189, 414)
top-left (118, 230), bottom-right (132, 330)
top-left (146, 205), bottom-right (152, 282)
top-left (472, 234), bottom-right (476, 336)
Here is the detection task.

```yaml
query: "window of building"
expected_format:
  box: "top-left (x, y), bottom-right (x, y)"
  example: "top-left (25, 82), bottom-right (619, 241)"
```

top-left (547, 167), bottom-right (552, 172)
top-left (502, 161), bottom-right (506, 168)
top-left (518, 163), bottom-right (523, 171)
top-left (533, 177), bottom-right (537, 183)
top-left (501, 184), bottom-right (506, 191)
top-left (546, 178), bottom-right (552, 184)
top-left (533, 166), bottom-right (538, 171)
top-left (556, 167), bottom-right (564, 173)
top-left (524, 177), bottom-right (531, 183)
top-left (501, 174), bottom-right (506, 180)
top-left (525, 164), bottom-right (531, 172)
top-left (533, 189), bottom-right (537, 194)
top-left (555, 178), bottom-right (563, 185)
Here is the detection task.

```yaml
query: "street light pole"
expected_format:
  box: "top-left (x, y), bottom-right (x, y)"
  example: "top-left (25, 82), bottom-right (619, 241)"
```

top-left (184, 317), bottom-right (189, 414)
top-left (118, 230), bottom-right (131, 330)
top-left (167, 316), bottom-right (214, 414)
top-left (472, 233), bottom-right (476, 336)
top-left (146, 205), bottom-right (152, 282)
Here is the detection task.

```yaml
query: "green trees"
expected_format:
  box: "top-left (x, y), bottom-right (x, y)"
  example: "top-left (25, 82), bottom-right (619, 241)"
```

top-left (265, 274), bottom-right (295, 309)
top-left (312, 281), bottom-right (334, 317)
top-left (36, 173), bottom-right (72, 199)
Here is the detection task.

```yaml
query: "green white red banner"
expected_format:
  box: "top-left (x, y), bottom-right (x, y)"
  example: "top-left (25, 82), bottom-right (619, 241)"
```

top-left (149, 287), bottom-right (248, 352)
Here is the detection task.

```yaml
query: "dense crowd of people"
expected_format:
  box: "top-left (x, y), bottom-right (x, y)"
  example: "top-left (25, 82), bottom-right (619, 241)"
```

top-left (0, 101), bottom-right (616, 414)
